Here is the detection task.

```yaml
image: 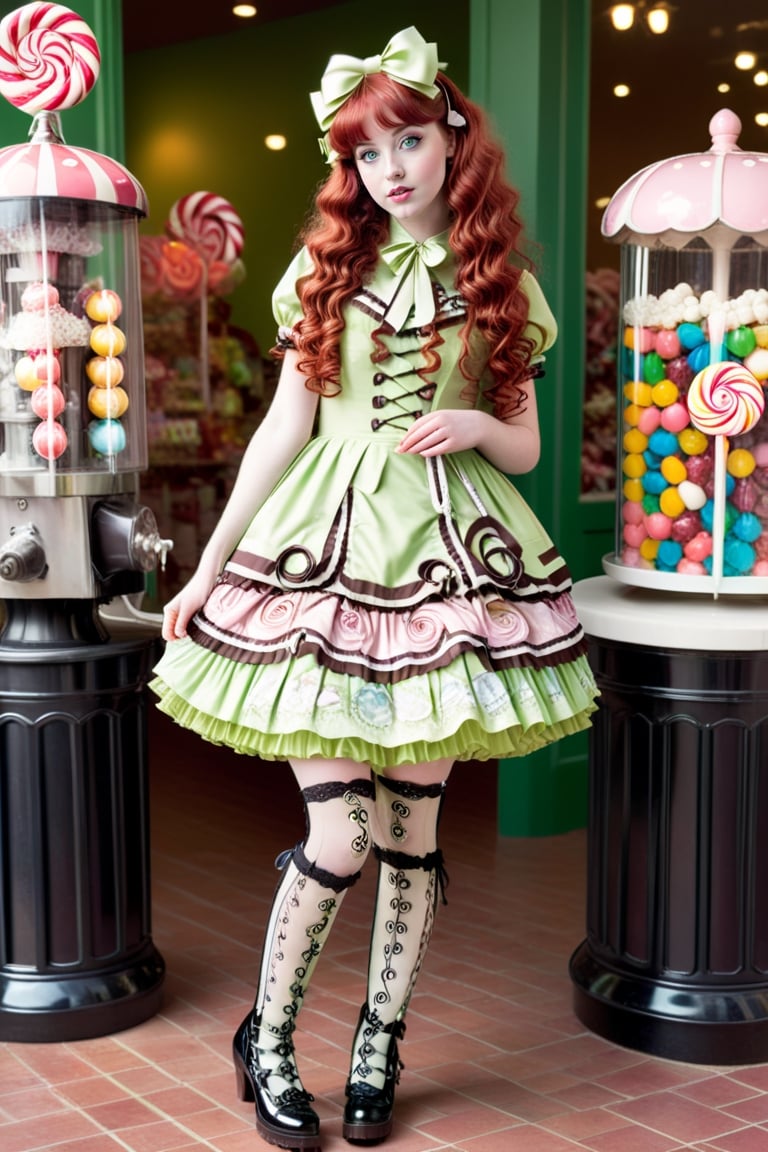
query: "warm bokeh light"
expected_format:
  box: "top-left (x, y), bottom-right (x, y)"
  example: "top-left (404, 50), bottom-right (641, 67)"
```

top-left (233, 4), bottom-right (257, 17)
top-left (265, 134), bottom-right (287, 151)
top-left (595, 196), bottom-right (611, 209)
top-left (755, 111), bottom-right (768, 127)
top-left (610, 4), bottom-right (634, 31)
top-left (613, 83), bottom-right (631, 98)
top-left (735, 51), bottom-right (757, 71)
top-left (755, 71), bottom-right (768, 87)
top-left (646, 5), bottom-right (669, 34)
top-left (717, 82), bottom-right (731, 93)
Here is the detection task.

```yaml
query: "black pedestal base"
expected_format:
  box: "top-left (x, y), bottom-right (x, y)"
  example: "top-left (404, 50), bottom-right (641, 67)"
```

top-left (0, 941), bottom-right (165, 1042)
top-left (571, 633), bottom-right (768, 1066)
top-left (0, 603), bottom-right (165, 1042)
top-left (570, 941), bottom-right (768, 1065)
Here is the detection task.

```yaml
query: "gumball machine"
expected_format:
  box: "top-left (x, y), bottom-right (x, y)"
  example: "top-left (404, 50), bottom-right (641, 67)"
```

top-left (0, 3), bottom-right (170, 1041)
top-left (570, 111), bottom-right (768, 1065)
top-left (601, 108), bottom-right (768, 594)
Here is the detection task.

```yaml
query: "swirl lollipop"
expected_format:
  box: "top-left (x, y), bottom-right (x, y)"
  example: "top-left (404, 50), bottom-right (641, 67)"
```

top-left (0, 3), bottom-right (100, 114)
top-left (687, 361), bottom-right (765, 435)
top-left (165, 191), bottom-right (245, 265)
top-left (688, 360), bottom-right (765, 592)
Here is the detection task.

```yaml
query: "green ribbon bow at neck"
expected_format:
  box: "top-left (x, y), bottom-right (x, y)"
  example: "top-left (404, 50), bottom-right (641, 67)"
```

top-left (379, 233), bottom-right (448, 333)
top-left (310, 26), bottom-right (444, 133)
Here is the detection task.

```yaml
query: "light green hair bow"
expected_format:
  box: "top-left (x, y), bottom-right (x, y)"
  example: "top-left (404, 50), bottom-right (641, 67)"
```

top-left (310, 26), bottom-right (443, 134)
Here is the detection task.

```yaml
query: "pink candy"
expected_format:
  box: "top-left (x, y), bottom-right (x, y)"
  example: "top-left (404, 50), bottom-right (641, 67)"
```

top-left (637, 406), bottom-right (661, 435)
top-left (684, 531), bottom-right (713, 562)
top-left (0, 3), bottom-right (100, 114)
top-left (660, 402), bottom-right (689, 433)
top-left (644, 512), bottom-right (672, 540)
top-left (622, 501), bottom-right (645, 525)
top-left (656, 330), bottom-right (682, 359)
top-left (21, 281), bottom-right (59, 311)
top-left (623, 523), bottom-right (646, 548)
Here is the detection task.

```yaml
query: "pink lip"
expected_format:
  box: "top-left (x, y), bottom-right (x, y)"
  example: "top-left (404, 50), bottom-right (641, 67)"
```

top-left (389, 186), bottom-right (412, 200)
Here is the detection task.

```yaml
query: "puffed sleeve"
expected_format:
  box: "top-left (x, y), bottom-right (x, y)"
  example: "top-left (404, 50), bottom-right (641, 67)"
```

top-left (271, 245), bottom-right (315, 349)
top-left (520, 270), bottom-right (558, 362)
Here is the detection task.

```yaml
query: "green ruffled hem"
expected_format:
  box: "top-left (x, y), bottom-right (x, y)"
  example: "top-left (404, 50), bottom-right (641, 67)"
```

top-left (150, 678), bottom-right (598, 771)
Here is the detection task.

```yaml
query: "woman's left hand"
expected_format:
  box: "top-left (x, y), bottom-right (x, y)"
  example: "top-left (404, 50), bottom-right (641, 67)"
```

top-left (396, 409), bottom-right (488, 457)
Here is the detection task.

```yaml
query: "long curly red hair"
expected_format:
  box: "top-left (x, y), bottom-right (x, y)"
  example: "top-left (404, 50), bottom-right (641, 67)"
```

top-left (278, 72), bottom-right (539, 419)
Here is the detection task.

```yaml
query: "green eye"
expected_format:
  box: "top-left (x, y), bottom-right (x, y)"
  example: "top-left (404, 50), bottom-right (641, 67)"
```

top-left (401, 135), bottom-right (420, 150)
top-left (359, 149), bottom-right (378, 164)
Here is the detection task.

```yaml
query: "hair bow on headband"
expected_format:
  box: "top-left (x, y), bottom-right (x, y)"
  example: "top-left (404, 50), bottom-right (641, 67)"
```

top-left (310, 25), bottom-right (466, 141)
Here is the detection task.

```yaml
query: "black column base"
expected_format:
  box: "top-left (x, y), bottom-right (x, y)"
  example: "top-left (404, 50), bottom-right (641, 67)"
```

top-left (0, 941), bottom-right (165, 1043)
top-left (570, 940), bottom-right (768, 1065)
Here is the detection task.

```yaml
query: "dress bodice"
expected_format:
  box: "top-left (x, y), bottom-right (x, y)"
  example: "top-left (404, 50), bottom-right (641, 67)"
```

top-left (272, 219), bottom-right (557, 442)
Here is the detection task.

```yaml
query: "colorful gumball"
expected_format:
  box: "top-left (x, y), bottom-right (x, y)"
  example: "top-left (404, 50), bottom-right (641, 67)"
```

top-left (30, 383), bottom-right (65, 419)
top-left (656, 329), bottom-right (681, 359)
top-left (87, 384), bottom-right (128, 419)
top-left (644, 512), bottom-right (672, 540)
top-left (88, 417), bottom-right (126, 454)
top-left (89, 324), bottom-right (126, 357)
top-left (726, 325), bottom-right (757, 358)
top-left (14, 354), bottom-right (42, 390)
top-left (85, 289), bottom-right (122, 323)
top-left (643, 351), bottom-right (666, 384)
top-left (660, 402), bottom-right (689, 433)
top-left (32, 419), bottom-right (67, 459)
top-left (86, 355), bottom-right (124, 388)
top-left (32, 351), bottom-right (61, 384)
top-left (637, 406), bottom-right (661, 435)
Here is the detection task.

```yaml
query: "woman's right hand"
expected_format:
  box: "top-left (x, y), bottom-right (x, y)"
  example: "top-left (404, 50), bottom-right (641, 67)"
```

top-left (161, 569), bottom-right (217, 642)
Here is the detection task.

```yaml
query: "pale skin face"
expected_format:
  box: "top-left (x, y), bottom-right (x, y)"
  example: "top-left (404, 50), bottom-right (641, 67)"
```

top-left (353, 114), bottom-right (455, 242)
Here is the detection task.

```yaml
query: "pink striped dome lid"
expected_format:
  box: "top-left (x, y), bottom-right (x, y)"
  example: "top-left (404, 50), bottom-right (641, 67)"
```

top-left (0, 110), bottom-right (147, 214)
top-left (602, 110), bottom-right (768, 245)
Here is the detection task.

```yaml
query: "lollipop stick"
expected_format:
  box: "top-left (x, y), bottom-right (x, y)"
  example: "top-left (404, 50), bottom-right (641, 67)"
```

top-left (712, 435), bottom-right (725, 597)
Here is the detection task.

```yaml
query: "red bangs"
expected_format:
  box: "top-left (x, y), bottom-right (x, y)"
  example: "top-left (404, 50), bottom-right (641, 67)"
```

top-left (329, 73), bottom-right (444, 157)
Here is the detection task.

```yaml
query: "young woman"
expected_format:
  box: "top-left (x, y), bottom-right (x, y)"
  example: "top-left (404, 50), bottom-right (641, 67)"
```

top-left (152, 26), bottom-right (598, 1149)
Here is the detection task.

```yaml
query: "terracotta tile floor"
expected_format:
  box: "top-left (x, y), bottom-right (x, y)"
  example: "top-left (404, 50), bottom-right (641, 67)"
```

top-left (2, 707), bottom-right (768, 1151)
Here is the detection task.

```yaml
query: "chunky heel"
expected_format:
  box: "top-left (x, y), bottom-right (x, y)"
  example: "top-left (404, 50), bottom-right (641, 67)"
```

top-left (343, 1006), bottom-right (405, 1145)
top-left (232, 1012), bottom-right (320, 1150)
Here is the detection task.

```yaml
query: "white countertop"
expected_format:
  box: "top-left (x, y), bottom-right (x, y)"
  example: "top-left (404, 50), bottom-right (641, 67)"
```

top-left (572, 576), bottom-right (768, 651)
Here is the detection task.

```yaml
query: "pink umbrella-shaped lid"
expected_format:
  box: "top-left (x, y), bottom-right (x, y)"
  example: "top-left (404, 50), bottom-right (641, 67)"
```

top-left (602, 110), bottom-right (768, 247)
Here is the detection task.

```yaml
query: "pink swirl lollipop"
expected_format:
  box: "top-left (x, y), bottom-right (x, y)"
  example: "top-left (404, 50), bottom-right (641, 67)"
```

top-left (687, 361), bottom-right (765, 436)
top-left (166, 191), bottom-right (245, 265)
top-left (0, 3), bottom-right (100, 114)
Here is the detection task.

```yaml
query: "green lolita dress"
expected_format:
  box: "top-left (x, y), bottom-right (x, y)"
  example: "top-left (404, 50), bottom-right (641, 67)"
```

top-left (151, 221), bottom-right (598, 770)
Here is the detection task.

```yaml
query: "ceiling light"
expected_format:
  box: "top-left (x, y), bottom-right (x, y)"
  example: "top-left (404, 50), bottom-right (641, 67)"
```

top-left (610, 4), bottom-right (634, 31)
top-left (735, 51), bottom-right (757, 70)
top-left (755, 70), bottom-right (768, 86)
top-left (646, 4), bottom-right (669, 33)
top-left (233, 4), bottom-right (257, 17)
top-left (756, 112), bottom-right (768, 126)
top-left (613, 83), bottom-right (631, 97)
top-left (265, 134), bottom-right (287, 151)
top-left (717, 82), bottom-right (731, 93)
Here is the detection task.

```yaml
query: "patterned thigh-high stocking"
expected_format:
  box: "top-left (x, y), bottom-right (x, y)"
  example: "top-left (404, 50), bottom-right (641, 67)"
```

top-left (343, 770), bottom-right (449, 1144)
top-left (234, 771), bottom-right (374, 1150)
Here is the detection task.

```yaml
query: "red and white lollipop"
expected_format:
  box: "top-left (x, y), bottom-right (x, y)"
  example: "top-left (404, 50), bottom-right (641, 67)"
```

top-left (0, 2), bottom-right (100, 114)
top-left (165, 191), bottom-right (245, 265)
top-left (688, 360), bottom-right (765, 592)
top-left (687, 361), bottom-right (765, 435)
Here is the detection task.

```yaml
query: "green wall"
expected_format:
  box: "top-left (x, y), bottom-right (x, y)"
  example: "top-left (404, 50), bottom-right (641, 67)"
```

top-left (124, 0), bottom-right (470, 356)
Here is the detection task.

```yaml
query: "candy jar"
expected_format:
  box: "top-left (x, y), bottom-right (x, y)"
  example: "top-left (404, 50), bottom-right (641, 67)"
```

top-left (601, 109), bottom-right (768, 594)
top-left (0, 2), bottom-right (171, 605)
top-left (0, 3), bottom-right (168, 1046)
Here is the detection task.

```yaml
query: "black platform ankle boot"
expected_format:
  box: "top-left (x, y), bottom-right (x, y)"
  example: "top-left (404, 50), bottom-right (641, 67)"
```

top-left (233, 1011), bottom-right (320, 1150)
top-left (342, 1005), bottom-right (405, 1144)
